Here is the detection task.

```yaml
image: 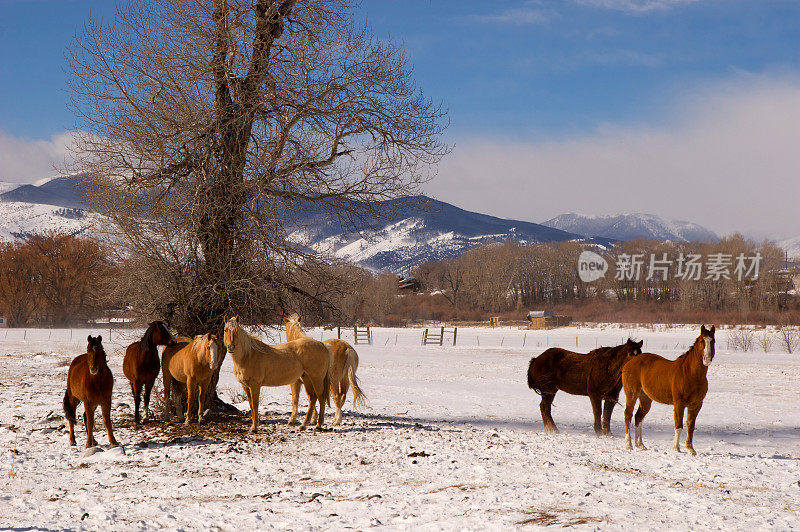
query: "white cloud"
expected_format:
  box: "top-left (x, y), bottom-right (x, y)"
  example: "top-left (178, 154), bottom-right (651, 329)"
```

top-left (473, 3), bottom-right (551, 25)
top-left (428, 76), bottom-right (800, 239)
top-left (577, 0), bottom-right (702, 13)
top-left (0, 130), bottom-right (78, 183)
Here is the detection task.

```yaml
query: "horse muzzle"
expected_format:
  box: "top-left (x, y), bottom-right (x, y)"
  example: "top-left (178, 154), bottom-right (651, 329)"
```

top-left (89, 367), bottom-right (99, 376)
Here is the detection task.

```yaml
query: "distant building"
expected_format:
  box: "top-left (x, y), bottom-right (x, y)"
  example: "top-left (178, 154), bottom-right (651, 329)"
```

top-left (398, 276), bottom-right (422, 293)
top-left (0, 317), bottom-right (8, 328)
top-left (526, 310), bottom-right (571, 329)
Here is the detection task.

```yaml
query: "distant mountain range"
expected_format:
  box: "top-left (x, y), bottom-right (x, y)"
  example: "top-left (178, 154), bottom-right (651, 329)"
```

top-left (3, 174), bottom-right (793, 272)
top-left (287, 196), bottom-right (612, 272)
top-left (542, 212), bottom-right (719, 243)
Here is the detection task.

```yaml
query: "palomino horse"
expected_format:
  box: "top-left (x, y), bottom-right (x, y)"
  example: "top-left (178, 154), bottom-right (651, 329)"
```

top-left (527, 339), bottom-right (643, 435)
top-left (284, 314), bottom-right (366, 426)
top-left (63, 335), bottom-right (119, 448)
top-left (162, 333), bottom-right (222, 424)
top-left (622, 325), bottom-right (715, 455)
top-left (122, 321), bottom-right (176, 424)
top-left (223, 316), bottom-right (331, 431)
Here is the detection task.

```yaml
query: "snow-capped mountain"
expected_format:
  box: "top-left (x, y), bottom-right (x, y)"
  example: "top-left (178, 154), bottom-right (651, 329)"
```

top-left (0, 176), bottom-right (98, 240)
top-left (541, 212), bottom-right (718, 243)
top-left (288, 196), bottom-right (605, 272)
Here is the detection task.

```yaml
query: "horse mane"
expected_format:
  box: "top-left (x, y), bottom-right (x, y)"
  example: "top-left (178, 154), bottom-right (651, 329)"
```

top-left (285, 315), bottom-right (308, 340)
top-left (141, 323), bottom-right (155, 352)
top-left (230, 319), bottom-right (270, 356)
top-left (190, 333), bottom-right (210, 358)
top-left (676, 335), bottom-right (704, 362)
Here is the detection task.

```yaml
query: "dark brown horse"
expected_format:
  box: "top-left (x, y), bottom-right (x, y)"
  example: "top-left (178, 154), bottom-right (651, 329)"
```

top-left (527, 339), bottom-right (643, 435)
top-left (622, 325), bottom-right (715, 456)
top-left (123, 321), bottom-right (176, 424)
top-left (63, 335), bottom-right (119, 448)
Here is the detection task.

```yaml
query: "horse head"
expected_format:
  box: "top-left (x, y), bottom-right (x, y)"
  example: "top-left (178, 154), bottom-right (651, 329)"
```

top-left (208, 334), bottom-right (222, 371)
top-left (150, 321), bottom-right (177, 346)
top-left (283, 313), bottom-right (302, 339)
top-left (625, 338), bottom-right (644, 358)
top-left (86, 335), bottom-right (106, 376)
top-left (700, 324), bottom-right (716, 366)
top-left (223, 315), bottom-right (240, 353)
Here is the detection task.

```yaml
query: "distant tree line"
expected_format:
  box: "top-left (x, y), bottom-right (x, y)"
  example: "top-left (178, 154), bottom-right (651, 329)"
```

top-left (1, 232), bottom-right (796, 328)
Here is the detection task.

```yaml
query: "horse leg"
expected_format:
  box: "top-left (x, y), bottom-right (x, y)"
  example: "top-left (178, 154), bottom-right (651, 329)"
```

top-left (197, 383), bottom-right (208, 423)
top-left (685, 404), bottom-right (702, 456)
top-left (672, 402), bottom-right (686, 453)
top-left (299, 376), bottom-right (318, 430)
top-left (101, 400), bottom-right (118, 447)
top-left (602, 397), bottom-right (616, 436)
top-left (67, 397), bottom-right (79, 446)
top-left (540, 392), bottom-right (558, 433)
top-left (85, 405), bottom-right (96, 449)
top-left (634, 393), bottom-right (652, 450)
top-left (143, 379), bottom-right (155, 422)
top-left (589, 394), bottom-right (603, 436)
top-left (288, 380), bottom-right (302, 426)
top-left (248, 385), bottom-right (261, 433)
top-left (623, 383), bottom-right (638, 450)
top-left (133, 380), bottom-right (143, 425)
top-left (184, 378), bottom-right (196, 425)
top-left (333, 378), bottom-right (347, 426)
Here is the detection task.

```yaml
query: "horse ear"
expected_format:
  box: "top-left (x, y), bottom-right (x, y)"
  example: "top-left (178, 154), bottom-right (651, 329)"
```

top-left (87, 335), bottom-right (92, 343)
top-left (97, 335), bottom-right (102, 343)
top-left (297, 315), bottom-right (302, 323)
top-left (709, 325), bottom-right (715, 336)
top-left (700, 324), bottom-right (707, 334)
top-left (637, 340), bottom-right (644, 348)
top-left (235, 314), bottom-right (240, 321)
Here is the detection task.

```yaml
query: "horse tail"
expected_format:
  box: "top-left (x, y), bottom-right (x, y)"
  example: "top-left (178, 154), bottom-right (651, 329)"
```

top-left (346, 347), bottom-right (366, 410)
top-left (527, 351), bottom-right (554, 395)
top-left (63, 388), bottom-right (76, 423)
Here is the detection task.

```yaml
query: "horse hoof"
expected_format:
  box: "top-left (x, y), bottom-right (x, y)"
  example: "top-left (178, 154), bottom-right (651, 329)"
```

top-left (299, 425), bottom-right (307, 431)
top-left (687, 447), bottom-right (697, 456)
top-left (248, 427), bottom-right (258, 434)
top-left (636, 444), bottom-right (647, 451)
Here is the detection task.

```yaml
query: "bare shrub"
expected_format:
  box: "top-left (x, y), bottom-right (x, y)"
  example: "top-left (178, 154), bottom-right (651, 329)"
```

top-left (728, 328), bottom-right (754, 352)
top-left (778, 327), bottom-right (799, 354)
top-left (755, 331), bottom-right (774, 352)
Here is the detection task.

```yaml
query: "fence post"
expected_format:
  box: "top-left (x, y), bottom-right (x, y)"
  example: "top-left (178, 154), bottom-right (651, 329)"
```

top-left (338, 326), bottom-right (341, 339)
top-left (440, 327), bottom-right (444, 346)
top-left (523, 333), bottom-right (526, 347)
top-left (453, 327), bottom-right (457, 346)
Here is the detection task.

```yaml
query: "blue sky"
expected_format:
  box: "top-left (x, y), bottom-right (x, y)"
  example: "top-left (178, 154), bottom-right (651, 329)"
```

top-left (1, 0), bottom-right (798, 236)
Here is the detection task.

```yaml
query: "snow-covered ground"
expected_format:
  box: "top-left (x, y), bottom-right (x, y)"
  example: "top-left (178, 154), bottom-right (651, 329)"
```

top-left (1, 324), bottom-right (798, 530)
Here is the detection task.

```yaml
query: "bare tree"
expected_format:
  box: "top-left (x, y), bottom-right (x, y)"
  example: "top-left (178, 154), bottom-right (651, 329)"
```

top-left (67, 0), bottom-right (447, 408)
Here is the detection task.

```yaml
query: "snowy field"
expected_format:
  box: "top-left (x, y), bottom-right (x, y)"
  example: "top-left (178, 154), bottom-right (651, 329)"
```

top-left (0, 324), bottom-right (798, 530)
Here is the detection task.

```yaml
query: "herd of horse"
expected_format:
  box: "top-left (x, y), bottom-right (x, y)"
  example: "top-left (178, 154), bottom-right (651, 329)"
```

top-left (62, 318), bottom-right (716, 456)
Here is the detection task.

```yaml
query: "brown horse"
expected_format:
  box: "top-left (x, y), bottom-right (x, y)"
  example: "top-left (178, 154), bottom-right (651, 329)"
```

top-left (527, 339), bottom-right (643, 435)
top-left (223, 316), bottom-right (331, 431)
top-left (284, 315), bottom-right (366, 426)
top-left (622, 325), bottom-right (715, 456)
top-left (161, 333), bottom-right (222, 424)
top-left (63, 335), bottom-right (119, 448)
top-left (122, 321), bottom-right (176, 424)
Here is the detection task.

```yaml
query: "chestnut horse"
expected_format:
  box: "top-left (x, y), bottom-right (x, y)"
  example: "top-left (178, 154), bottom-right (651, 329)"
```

top-left (63, 335), bottom-right (119, 448)
top-left (223, 316), bottom-right (331, 431)
top-left (161, 333), bottom-right (222, 424)
top-left (284, 314), bottom-right (366, 426)
top-left (527, 339), bottom-right (643, 435)
top-left (623, 325), bottom-right (715, 455)
top-left (122, 321), bottom-right (176, 424)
